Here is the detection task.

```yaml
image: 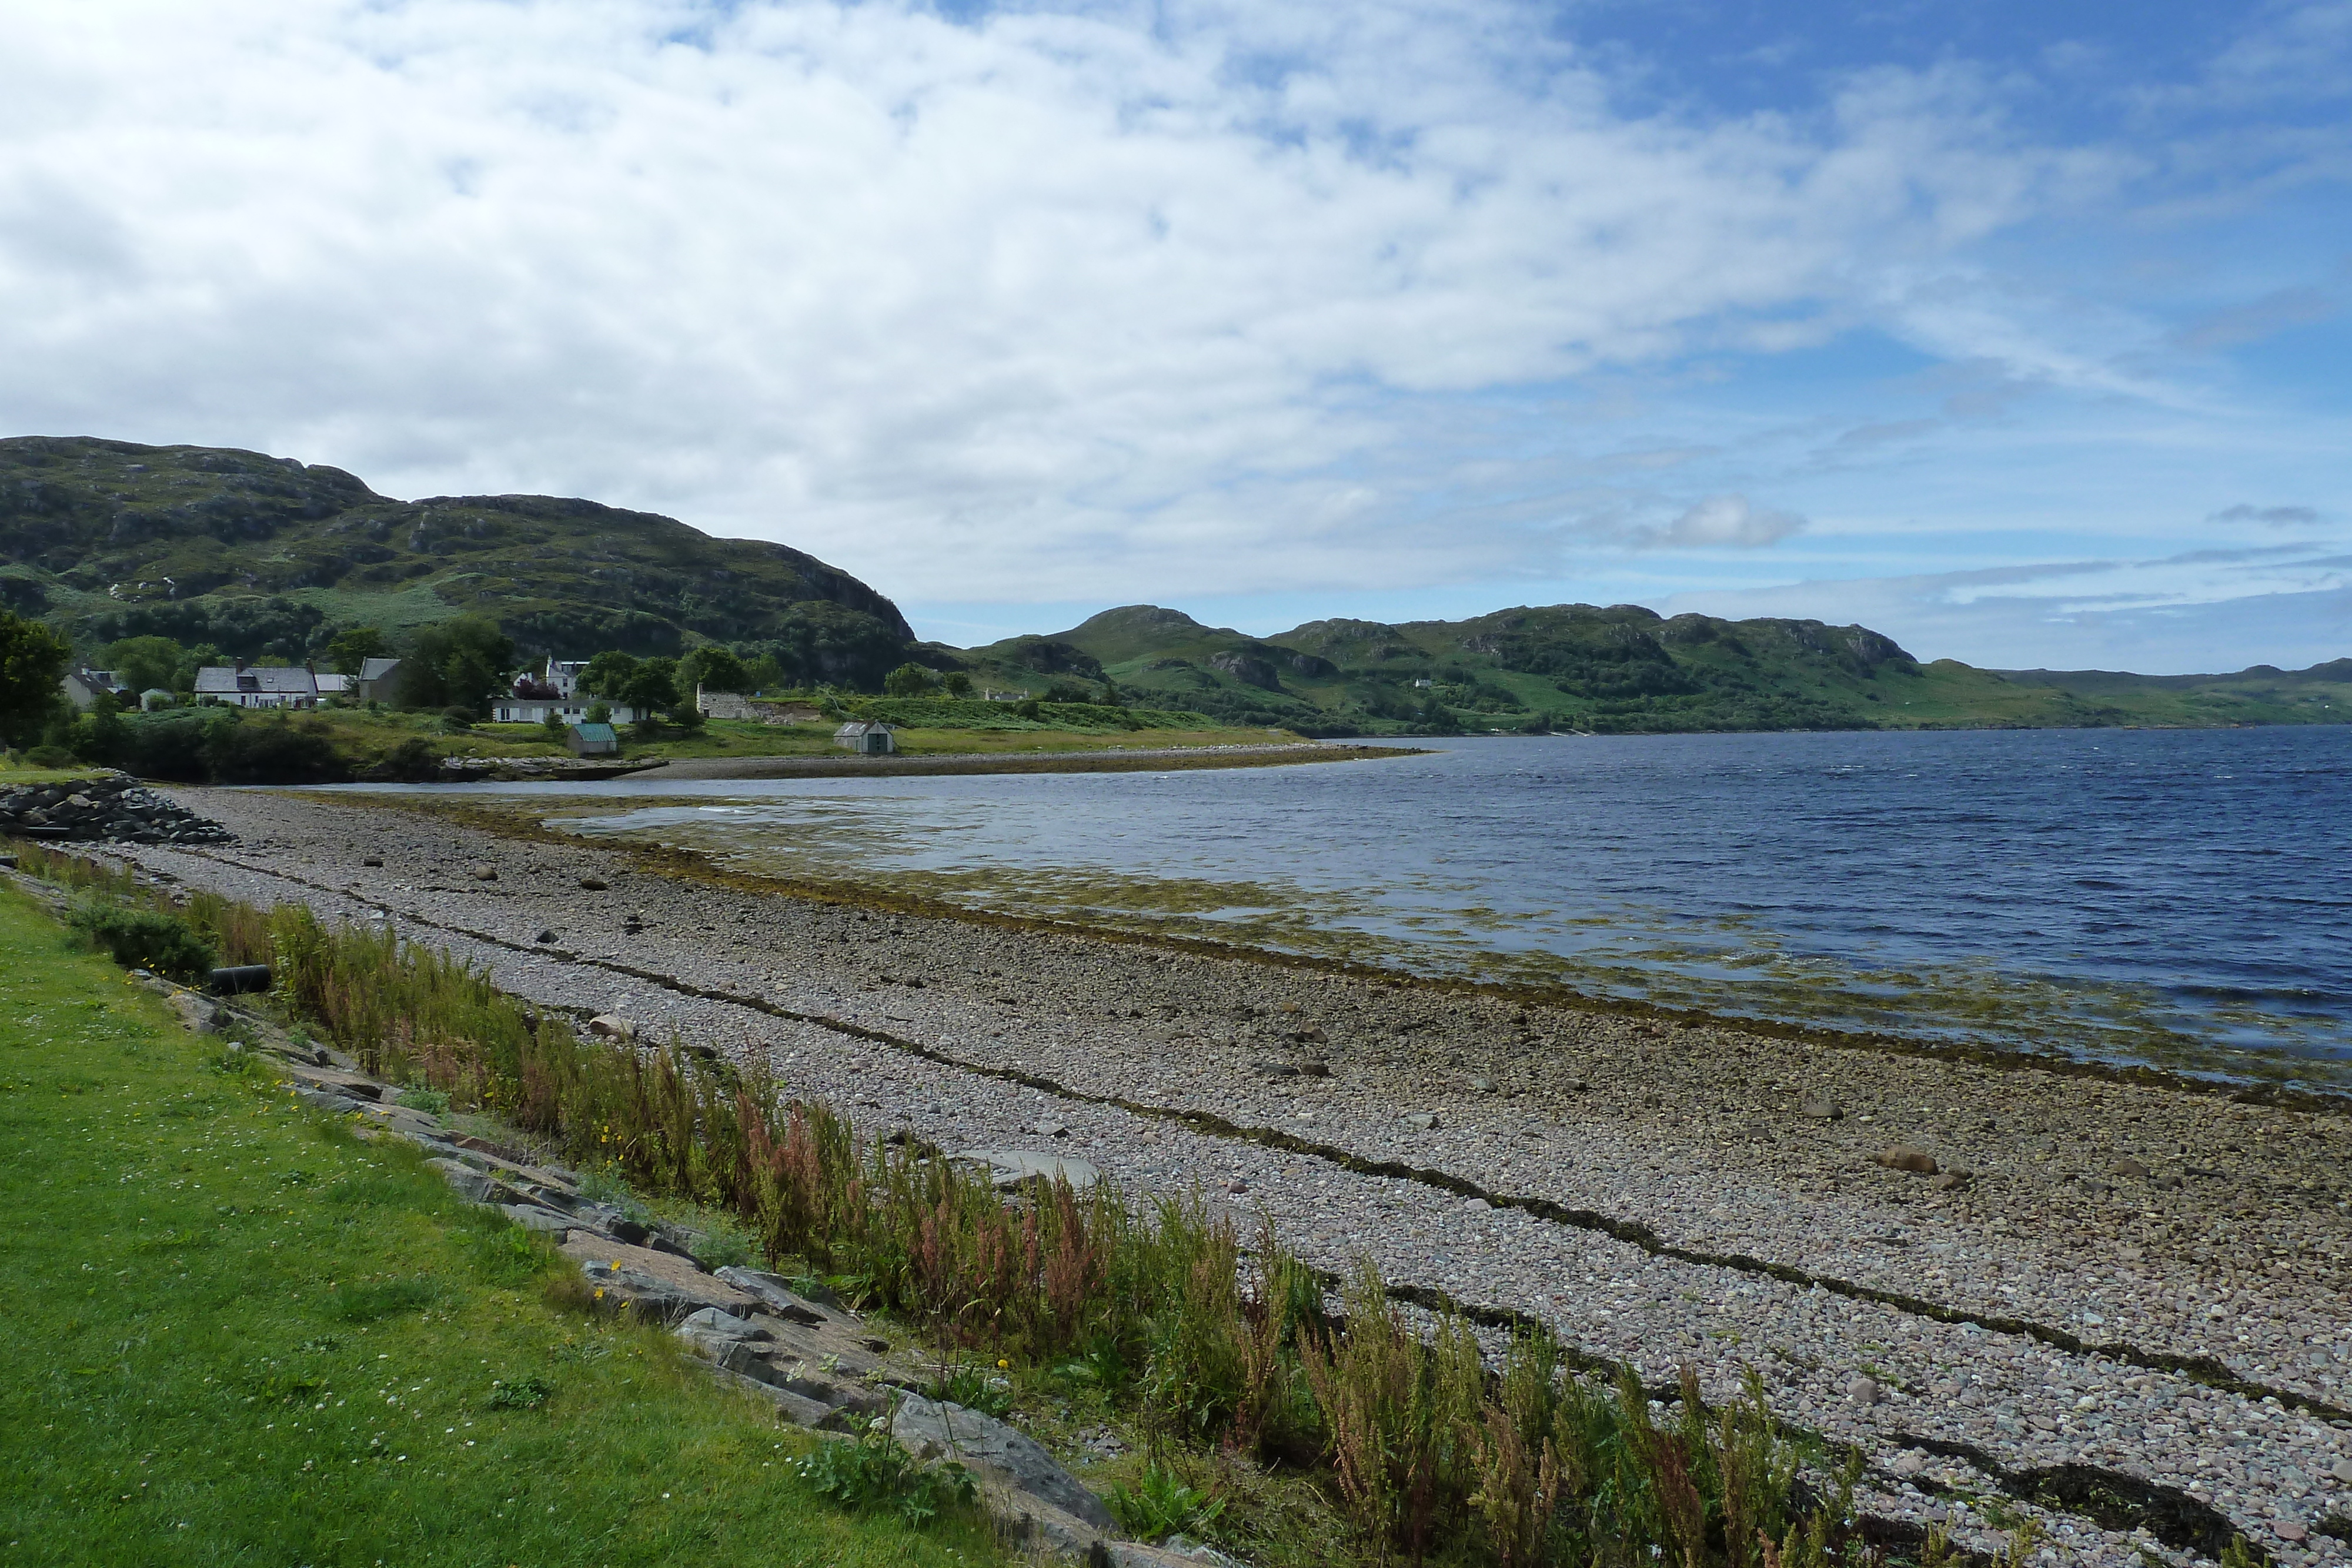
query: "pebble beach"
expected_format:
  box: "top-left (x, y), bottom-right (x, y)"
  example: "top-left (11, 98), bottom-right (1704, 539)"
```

top-left (103, 784), bottom-right (2352, 1568)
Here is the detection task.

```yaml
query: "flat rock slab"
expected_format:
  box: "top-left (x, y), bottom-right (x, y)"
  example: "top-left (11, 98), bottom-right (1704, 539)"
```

top-left (559, 1235), bottom-right (760, 1317)
top-left (953, 1149), bottom-right (1101, 1193)
top-left (714, 1267), bottom-right (830, 1324)
top-left (887, 1391), bottom-right (1116, 1532)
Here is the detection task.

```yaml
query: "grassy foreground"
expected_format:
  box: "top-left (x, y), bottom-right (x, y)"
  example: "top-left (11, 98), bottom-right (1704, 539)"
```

top-left (0, 885), bottom-right (1002, 1567)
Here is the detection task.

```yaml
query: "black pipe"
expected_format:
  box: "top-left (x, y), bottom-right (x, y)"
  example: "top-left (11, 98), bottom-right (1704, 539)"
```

top-left (207, 964), bottom-right (273, 995)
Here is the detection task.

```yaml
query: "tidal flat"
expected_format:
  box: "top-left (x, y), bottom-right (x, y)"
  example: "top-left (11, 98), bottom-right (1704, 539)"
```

top-left (104, 781), bottom-right (2352, 1568)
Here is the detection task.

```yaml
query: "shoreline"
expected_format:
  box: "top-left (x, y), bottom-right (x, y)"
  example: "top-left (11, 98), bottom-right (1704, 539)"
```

top-left (646, 739), bottom-right (1421, 780)
top-left (311, 788), bottom-right (2352, 1118)
top-left (96, 785), bottom-right (2352, 1567)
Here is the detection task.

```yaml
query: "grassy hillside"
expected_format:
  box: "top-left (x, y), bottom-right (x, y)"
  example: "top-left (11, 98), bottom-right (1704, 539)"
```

top-left (0, 436), bottom-right (913, 680)
top-left (941, 603), bottom-right (2352, 736)
top-left (0, 882), bottom-right (999, 1568)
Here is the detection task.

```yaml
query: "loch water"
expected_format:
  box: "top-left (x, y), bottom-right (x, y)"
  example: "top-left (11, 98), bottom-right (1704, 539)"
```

top-left (365, 726), bottom-right (2352, 1092)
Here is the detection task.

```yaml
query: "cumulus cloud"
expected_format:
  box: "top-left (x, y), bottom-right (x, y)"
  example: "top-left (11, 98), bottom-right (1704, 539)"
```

top-left (0, 0), bottom-right (2083, 604)
top-left (1635, 494), bottom-right (1807, 549)
top-left (2210, 503), bottom-right (2322, 526)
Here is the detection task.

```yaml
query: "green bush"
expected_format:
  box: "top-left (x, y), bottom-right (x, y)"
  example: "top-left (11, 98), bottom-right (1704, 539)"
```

top-left (1107, 1464), bottom-right (1224, 1542)
top-left (797, 1416), bottom-right (975, 1527)
top-left (68, 900), bottom-right (217, 981)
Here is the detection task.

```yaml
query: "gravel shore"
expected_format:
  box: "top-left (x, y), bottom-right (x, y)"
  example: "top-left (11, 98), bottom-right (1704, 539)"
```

top-left (108, 785), bottom-right (2352, 1567)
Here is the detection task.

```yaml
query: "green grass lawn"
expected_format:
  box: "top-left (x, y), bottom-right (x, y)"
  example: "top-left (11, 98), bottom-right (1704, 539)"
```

top-left (0, 884), bottom-right (1003, 1567)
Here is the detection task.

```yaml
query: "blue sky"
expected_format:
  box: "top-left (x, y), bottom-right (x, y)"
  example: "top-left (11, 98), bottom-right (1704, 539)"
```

top-left (1, 0), bottom-right (2345, 670)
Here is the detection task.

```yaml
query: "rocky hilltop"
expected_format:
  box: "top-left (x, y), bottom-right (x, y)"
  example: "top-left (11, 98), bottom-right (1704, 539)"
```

top-left (0, 436), bottom-right (913, 680)
top-left (936, 603), bottom-right (2352, 737)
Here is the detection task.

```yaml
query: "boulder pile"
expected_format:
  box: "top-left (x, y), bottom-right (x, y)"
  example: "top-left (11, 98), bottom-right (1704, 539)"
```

top-left (0, 773), bottom-right (233, 845)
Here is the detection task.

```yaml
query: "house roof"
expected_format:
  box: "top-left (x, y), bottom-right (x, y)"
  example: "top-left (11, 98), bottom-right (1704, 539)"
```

top-left (834, 721), bottom-right (893, 737)
top-left (572, 723), bottom-right (618, 741)
top-left (357, 657), bottom-right (401, 680)
top-left (193, 665), bottom-right (317, 695)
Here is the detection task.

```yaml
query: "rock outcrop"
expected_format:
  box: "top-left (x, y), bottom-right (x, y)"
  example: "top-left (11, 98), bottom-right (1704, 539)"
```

top-left (0, 773), bottom-right (232, 845)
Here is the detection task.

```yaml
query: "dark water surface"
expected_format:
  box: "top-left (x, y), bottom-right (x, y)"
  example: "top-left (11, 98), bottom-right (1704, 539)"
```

top-left (338, 728), bottom-right (2352, 1090)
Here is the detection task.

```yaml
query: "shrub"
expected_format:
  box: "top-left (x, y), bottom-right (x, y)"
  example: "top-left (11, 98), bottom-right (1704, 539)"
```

top-left (1107, 1463), bottom-right (1224, 1542)
top-left (206, 713), bottom-right (347, 784)
top-left (796, 1413), bottom-right (975, 1526)
top-left (68, 899), bottom-right (217, 981)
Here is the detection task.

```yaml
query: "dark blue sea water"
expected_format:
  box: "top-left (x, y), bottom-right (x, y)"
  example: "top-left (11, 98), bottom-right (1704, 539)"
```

top-left (345, 727), bottom-right (2352, 1090)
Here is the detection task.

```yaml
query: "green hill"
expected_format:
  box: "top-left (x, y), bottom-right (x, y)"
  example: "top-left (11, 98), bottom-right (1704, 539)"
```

top-left (938, 603), bottom-right (2352, 736)
top-left (5, 437), bottom-right (2343, 733)
top-left (0, 436), bottom-right (914, 684)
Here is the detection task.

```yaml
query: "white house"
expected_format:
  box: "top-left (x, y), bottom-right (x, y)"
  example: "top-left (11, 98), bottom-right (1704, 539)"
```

top-left (61, 668), bottom-right (124, 710)
top-left (491, 657), bottom-right (638, 725)
top-left (834, 720), bottom-right (896, 755)
top-left (543, 658), bottom-right (591, 698)
top-left (193, 664), bottom-right (319, 709)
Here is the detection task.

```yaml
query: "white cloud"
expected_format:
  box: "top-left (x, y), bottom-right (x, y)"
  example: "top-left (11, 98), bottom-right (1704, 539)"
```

top-left (0, 0), bottom-right (2080, 607)
top-left (1636, 493), bottom-right (1808, 549)
top-left (1665, 545), bottom-right (2352, 671)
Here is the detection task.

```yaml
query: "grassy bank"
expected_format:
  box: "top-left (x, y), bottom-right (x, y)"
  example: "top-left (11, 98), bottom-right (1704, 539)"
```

top-left (4, 841), bottom-right (1953, 1568)
top-left (16, 701), bottom-right (1298, 785)
top-left (0, 880), bottom-right (1004, 1567)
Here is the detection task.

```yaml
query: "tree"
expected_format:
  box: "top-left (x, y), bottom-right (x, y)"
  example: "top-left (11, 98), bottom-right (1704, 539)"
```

top-left (942, 671), bottom-right (973, 698)
top-left (883, 663), bottom-right (938, 698)
top-left (743, 654), bottom-right (789, 693)
top-left (324, 626), bottom-right (390, 677)
top-left (577, 650), bottom-right (640, 699)
top-left (677, 646), bottom-right (749, 695)
top-left (619, 657), bottom-right (679, 714)
top-left (0, 607), bottom-right (72, 748)
top-left (1099, 677), bottom-right (1125, 707)
top-left (394, 617), bottom-right (514, 714)
top-left (101, 635), bottom-right (186, 696)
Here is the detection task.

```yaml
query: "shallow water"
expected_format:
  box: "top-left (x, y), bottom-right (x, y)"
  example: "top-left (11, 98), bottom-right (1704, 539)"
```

top-left (323, 727), bottom-right (2352, 1091)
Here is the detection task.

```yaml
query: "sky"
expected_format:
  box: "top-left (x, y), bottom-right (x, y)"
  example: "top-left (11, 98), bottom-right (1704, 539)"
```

top-left (1, 1), bottom-right (2346, 672)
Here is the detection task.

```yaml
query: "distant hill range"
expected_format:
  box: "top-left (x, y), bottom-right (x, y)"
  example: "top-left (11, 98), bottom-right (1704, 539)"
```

top-left (931, 603), bottom-right (2351, 736)
top-left (0, 435), bottom-right (913, 687)
top-left (3, 437), bottom-right (2343, 734)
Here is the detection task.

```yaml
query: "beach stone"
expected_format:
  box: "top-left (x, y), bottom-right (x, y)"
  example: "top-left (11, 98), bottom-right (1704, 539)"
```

top-left (587, 1014), bottom-right (634, 1040)
top-left (535, 929), bottom-right (557, 944)
top-left (1875, 1145), bottom-right (1939, 1175)
top-left (1930, 1170), bottom-right (1973, 1191)
top-left (1800, 1096), bottom-right (1842, 1121)
top-left (1468, 1075), bottom-right (1496, 1094)
top-left (2274, 1521), bottom-right (2308, 1542)
top-left (1846, 1375), bottom-right (1881, 1406)
top-left (954, 1149), bottom-right (1100, 1193)
top-left (1296, 1060), bottom-right (1330, 1078)
top-left (1249, 1061), bottom-right (1299, 1079)
top-left (362, 856), bottom-right (382, 866)
top-left (2110, 1156), bottom-right (2152, 1179)
top-left (1401, 1112), bottom-right (1440, 1132)
top-left (1890, 1450), bottom-right (1927, 1477)
top-left (470, 864), bottom-right (497, 881)
top-left (578, 875), bottom-right (607, 890)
